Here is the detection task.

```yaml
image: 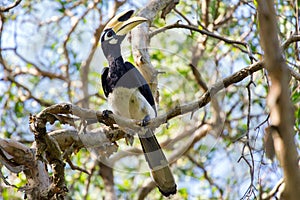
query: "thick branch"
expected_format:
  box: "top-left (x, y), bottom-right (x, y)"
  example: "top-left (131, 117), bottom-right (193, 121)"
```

top-left (0, 138), bottom-right (35, 172)
top-left (131, 0), bottom-right (178, 99)
top-left (98, 162), bottom-right (116, 200)
top-left (0, 138), bottom-right (51, 200)
top-left (257, 1), bottom-right (300, 199)
top-left (33, 60), bottom-right (263, 135)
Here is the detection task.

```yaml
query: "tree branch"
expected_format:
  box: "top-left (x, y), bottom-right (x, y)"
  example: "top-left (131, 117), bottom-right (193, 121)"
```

top-left (0, 138), bottom-right (51, 199)
top-left (149, 22), bottom-right (247, 47)
top-left (98, 162), bottom-right (116, 200)
top-left (131, 0), bottom-right (178, 100)
top-left (0, 0), bottom-right (22, 12)
top-left (187, 154), bottom-right (224, 198)
top-left (261, 178), bottom-right (285, 200)
top-left (257, 1), bottom-right (300, 199)
top-left (30, 59), bottom-right (263, 137)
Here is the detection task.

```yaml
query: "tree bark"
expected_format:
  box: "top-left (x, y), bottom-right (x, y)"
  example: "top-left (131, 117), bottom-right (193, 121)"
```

top-left (257, 1), bottom-right (300, 199)
top-left (99, 162), bottom-right (116, 200)
top-left (132, 0), bottom-right (179, 102)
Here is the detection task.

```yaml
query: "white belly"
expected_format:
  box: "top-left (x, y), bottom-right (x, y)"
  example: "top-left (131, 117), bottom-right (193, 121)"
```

top-left (108, 87), bottom-right (156, 120)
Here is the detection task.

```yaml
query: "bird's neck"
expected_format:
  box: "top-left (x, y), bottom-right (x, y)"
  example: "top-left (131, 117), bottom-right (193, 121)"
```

top-left (107, 54), bottom-right (123, 66)
top-left (104, 44), bottom-right (122, 66)
top-left (108, 56), bottom-right (124, 67)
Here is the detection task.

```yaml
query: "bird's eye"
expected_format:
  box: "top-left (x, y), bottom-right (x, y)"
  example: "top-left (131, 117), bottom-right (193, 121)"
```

top-left (101, 29), bottom-right (116, 43)
top-left (106, 30), bottom-right (114, 38)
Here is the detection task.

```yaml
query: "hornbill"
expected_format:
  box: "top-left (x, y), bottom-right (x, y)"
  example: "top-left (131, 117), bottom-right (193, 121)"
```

top-left (100, 10), bottom-right (177, 196)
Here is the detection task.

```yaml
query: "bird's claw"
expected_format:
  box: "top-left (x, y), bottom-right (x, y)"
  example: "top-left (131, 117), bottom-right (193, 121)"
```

top-left (141, 115), bottom-right (151, 127)
top-left (102, 110), bottom-right (113, 118)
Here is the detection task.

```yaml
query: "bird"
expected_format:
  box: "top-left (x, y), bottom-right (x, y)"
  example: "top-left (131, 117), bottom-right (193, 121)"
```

top-left (100, 10), bottom-right (177, 196)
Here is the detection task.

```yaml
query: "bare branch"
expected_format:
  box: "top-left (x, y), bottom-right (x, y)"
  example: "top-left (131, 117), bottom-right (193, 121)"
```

top-left (0, 138), bottom-right (51, 199)
top-left (66, 158), bottom-right (90, 174)
top-left (257, 1), bottom-right (300, 199)
top-left (29, 114), bottom-right (68, 198)
top-left (98, 162), bottom-right (116, 200)
top-left (0, 170), bottom-right (18, 189)
top-left (174, 8), bottom-right (192, 25)
top-left (0, 138), bottom-right (34, 172)
top-left (187, 154), bottom-right (224, 198)
top-left (261, 178), bottom-right (285, 200)
top-left (131, 0), bottom-right (181, 101)
top-left (161, 0), bottom-right (179, 20)
top-left (5, 74), bottom-right (52, 107)
top-left (33, 60), bottom-right (263, 136)
top-left (12, 49), bottom-right (66, 80)
top-left (137, 179), bottom-right (156, 200)
top-left (282, 34), bottom-right (300, 50)
top-left (149, 22), bottom-right (247, 48)
top-left (0, 0), bottom-right (22, 12)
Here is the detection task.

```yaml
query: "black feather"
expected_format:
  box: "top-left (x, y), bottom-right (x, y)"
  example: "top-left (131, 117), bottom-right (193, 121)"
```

top-left (101, 67), bottom-right (110, 97)
top-left (124, 62), bottom-right (156, 113)
top-left (101, 57), bottom-right (156, 115)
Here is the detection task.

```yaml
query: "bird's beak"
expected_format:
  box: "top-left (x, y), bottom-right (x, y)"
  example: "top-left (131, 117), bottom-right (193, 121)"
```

top-left (104, 10), bottom-right (148, 36)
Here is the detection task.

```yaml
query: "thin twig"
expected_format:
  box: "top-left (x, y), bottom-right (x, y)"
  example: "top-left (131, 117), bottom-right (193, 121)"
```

top-left (0, 169), bottom-right (18, 189)
top-left (0, 0), bottom-right (22, 12)
top-left (239, 78), bottom-right (257, 199)
top-left (150, 22), bottom-right (247, 48)
top-left (66, 158), bottom-right (90, 174)
top-left (187, 154), bottom-right (224, 199)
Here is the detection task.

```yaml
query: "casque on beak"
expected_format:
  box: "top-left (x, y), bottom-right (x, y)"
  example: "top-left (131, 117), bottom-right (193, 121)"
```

top-left (104, 10), bottom-right (148, 36)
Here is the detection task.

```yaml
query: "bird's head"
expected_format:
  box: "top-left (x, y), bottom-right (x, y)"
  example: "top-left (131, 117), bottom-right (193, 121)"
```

top-left (101, 10), bottom-right (147, 60)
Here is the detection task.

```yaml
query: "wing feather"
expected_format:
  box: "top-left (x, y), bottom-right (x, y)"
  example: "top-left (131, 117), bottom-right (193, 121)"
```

top-left (101, 67), bottom-right (110, 97)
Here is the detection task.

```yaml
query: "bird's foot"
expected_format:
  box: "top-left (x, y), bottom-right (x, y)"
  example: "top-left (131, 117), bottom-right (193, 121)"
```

top-left (141, 115), bottom-right (151, 127)
top-left (102, 110), bottom-right (113, 118)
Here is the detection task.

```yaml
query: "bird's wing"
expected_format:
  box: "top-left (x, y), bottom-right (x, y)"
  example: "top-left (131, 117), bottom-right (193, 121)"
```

top-left (101, 67), bottom-right (110, 97)
top-left (123, 61), bottom-right (156, 114)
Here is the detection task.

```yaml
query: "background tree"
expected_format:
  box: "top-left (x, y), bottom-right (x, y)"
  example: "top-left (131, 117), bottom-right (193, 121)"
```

top-left (0, 0), bottom-right (299, 199)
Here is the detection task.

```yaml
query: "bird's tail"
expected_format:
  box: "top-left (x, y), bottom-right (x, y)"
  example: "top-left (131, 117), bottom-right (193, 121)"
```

top-left (138, 129), bottom-right (177, 196)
